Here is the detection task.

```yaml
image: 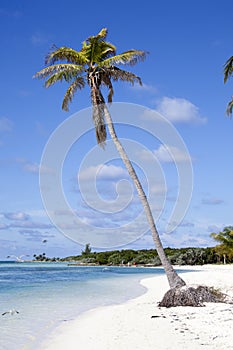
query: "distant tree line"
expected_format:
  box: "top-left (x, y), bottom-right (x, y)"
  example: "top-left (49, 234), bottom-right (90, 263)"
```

top-left (62, 246), bottom-right (231, 266)
top-left (33, 253), bottom-right (60, 262)
top-left (33, 227), bottom-right (233, 266)
top-left (32, 247), bottom-right (232, 266)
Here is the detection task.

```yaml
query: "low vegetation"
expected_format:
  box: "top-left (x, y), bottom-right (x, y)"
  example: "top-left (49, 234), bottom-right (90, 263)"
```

top-left (33, 246), bottom-right (233, 265)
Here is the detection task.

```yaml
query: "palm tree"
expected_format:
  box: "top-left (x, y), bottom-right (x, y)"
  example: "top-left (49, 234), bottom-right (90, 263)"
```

top-left (223, 56), bottom-right (233, 117)
top-left (34, 28), bottom-right (185, 289)
top-left (211, 226), bottom-right (233, 264)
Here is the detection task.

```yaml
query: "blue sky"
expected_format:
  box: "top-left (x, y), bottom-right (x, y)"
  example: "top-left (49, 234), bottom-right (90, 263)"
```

top-left (0, 0), bottom-right (232, 260)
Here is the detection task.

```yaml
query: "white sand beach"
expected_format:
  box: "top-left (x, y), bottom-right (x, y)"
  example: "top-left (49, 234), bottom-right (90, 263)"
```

top-left (40, 265), bottom-right (233, 350)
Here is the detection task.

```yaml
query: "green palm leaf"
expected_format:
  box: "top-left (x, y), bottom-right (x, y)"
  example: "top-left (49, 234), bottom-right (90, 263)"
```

top-left (82, 32), bottom-right (116, 65)
top-left (34, 64), bottom-right (84, 80)
top-left (46, 46), bottom-right (88, 65)
top-left (86, 27), bottom-right (108, 42)
top-left (99, 50), bottom-right (147, 67)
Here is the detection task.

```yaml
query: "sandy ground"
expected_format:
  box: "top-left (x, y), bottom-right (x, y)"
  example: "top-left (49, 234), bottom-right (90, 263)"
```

top-left (39, 265), bottom-right (233, 350)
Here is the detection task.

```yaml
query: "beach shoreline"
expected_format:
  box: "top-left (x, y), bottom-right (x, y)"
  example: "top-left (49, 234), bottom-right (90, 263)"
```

top-left (39, 265), bottom-right (233, 350)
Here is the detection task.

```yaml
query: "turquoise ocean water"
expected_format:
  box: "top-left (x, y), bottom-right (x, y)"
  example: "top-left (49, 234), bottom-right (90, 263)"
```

top-left (0, 262), bottom-right (166, 350)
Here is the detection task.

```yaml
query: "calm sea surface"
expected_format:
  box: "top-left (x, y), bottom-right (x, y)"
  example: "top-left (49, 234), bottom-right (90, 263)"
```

top-left (0, 262), bottom-right (166, 350)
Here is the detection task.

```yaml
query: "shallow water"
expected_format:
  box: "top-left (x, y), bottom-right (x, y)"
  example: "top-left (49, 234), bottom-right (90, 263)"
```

top-left (0, 262), bottom-right (165, 350)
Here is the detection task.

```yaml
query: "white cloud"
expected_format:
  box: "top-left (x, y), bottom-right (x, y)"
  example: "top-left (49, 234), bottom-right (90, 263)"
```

top-left (79, 164), bottom-right (128, 182)
top-left (156, 97), bottom-right (207, 124)
top-left (153, 145), bottom-right (191, 163)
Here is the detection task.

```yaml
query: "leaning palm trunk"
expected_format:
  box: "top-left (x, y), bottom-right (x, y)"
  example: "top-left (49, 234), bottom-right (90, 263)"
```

top-left (103, 104), bottom-right (185, 289)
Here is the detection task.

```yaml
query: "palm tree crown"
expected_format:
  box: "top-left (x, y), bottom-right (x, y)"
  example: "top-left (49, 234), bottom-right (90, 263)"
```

top-left (34, 28), bottom-right (146, 145)
top-left (211, 226), bottom-right (233, 264)
top-left (211, 226), bottom-right (233, 248)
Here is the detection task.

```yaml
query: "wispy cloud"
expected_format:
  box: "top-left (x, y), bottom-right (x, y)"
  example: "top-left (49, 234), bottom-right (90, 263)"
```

top-left (23, 163), bottom-right (40, 173)
top-left (35, 121), bottom-right (49, 136)
top-left (207, 224), bottom-right (223, 233)
top-left (179, 220), bottom-right (195, 228)
top-left (0, 117), bottom-right (13, 132)
top-left (4, 212), bottom-right (30, 221)
top-left (0, 9), bottom-right (22, 18)
top-left (2, 211), bottom-right (53, 230)
top-left (156, 97), bottom-right (207, 124)
top-left (10, 221), bottom-right (53, 229)
top-left (202, 198), bottom-right (224, 205)
top-left (18, 160), bottom-right (54, 174)
top-left (31, 32), bottom-right (50, 46)
top-left (18, 229), bottom-right (55, 241)
top-left (150, 183), bottom-right (167, 196)
top-left (0, 223), bottom-right (8, 230)
top-left (138, 145), bottom-right (191, 163)
top-left (154, 145), bottom-right (191, 163)
top-left (18, 90), bottom-right (31, 97)
top-left (131, 83), bottom-right (158, 94)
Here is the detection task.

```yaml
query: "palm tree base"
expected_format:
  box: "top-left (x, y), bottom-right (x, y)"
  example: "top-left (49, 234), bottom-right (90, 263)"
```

top-left (158, 285), bottom-right (233, 307)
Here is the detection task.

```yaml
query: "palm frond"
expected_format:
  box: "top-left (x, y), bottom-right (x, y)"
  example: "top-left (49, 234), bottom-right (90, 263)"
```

top-left (100, 41), bottom-right (116, 58)
top-left (99, 50), bottom-right (147, 67)
top-left (224, 56), bottom-right (233, 83)
top-left (211, 227), bottom-right (233, 247)
top-left (211, 232), bottom-right (222, 243)
top-left (33, 64), bottom-right (84, 80)
top-left (95, 41), bottom-right (116, 61)
top-left (99, 71), bottom-right (114, 103)
top-left (109, 66), bottom-right (142, 85)
top-left (62, 77), bottom-right (85, 111)
top-left (211, 232), bottom-right (230, 246)
top-left (226, 96), bottom-right (233, 117)
top-left (45, 68), bottom-right (83, 88)
top-left (82, 28), bottom-right (116, 65)
top-left (44, 71), bottom-right (77, 87)
top-left (45, 46), bottom-right (88, 65)
top-left (86, 28), bottom-right (108, 43)
top-left (81, 41), bottom-right (116, 65)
